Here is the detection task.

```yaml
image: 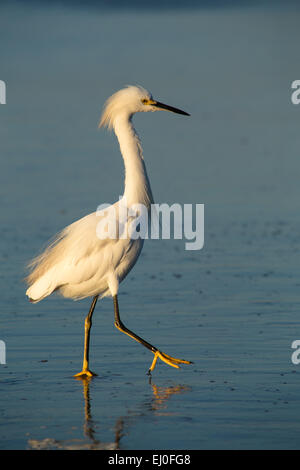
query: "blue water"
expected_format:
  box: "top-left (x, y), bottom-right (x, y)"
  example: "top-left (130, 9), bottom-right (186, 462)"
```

top-left (1, 0), bottom-right (300, 450)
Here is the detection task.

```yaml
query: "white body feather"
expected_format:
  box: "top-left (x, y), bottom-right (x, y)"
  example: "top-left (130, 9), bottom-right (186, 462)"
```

top-left (26, 86), bottom-right (154, 303)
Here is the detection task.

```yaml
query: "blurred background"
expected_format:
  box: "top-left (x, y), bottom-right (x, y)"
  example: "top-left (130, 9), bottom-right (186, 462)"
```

top-left (1, 0), bottom-right (300, 450)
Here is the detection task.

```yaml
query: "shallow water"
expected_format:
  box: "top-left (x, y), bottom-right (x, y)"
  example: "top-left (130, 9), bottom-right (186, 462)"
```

top-left (1, 0), bottom-right (300, 450)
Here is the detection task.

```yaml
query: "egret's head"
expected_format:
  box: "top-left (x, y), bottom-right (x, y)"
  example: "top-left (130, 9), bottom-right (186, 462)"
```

top-left (99, 85), bottom-right (190, 130)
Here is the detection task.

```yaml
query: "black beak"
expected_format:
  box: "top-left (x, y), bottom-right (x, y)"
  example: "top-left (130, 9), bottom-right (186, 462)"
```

top-left (153, 101), bottom-right (190, 116)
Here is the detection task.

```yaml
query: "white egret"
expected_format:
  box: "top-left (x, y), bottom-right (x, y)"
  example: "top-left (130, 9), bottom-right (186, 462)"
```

top-left (26, 85), bottom-right (192, 377)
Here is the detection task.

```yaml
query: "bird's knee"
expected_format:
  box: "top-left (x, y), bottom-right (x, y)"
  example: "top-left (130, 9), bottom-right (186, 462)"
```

top-left (85, 317), bottom-right (92, 330)
top-left (114, 319), bottom-right (126, 332)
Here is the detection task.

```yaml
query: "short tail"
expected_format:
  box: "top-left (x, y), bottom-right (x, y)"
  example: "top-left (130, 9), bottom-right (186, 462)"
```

top-left (26, 267), bottom-right (58, 303)
top-left (25, 227), bottom-right (68, 303)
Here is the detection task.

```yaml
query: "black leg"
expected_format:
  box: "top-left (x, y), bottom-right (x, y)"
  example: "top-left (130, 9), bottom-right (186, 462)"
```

top-left (113, 294), bottom-right (192, 373)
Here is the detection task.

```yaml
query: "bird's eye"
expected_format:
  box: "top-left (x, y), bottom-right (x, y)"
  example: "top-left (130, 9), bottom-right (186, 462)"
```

top-left (141, 98), bottom-right (148, 104)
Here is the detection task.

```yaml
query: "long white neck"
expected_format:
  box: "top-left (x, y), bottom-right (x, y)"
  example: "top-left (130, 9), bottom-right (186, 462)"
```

top-left (113, 114), bottom-right (154, 209)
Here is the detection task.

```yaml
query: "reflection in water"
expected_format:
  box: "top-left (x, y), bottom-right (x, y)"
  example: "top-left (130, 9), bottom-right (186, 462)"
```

top-left (81, 377), bottom-right (123, 446)
top-left (28, 377), bottom-right (191, 450)
top-left (77, 376), bottom-right (125, 450)
top-left (149, 378), bottom-right (191, 415)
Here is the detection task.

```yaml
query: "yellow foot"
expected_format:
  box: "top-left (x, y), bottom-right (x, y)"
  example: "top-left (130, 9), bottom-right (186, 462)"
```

top-left (73, 369), bottom-right (97, 378)
top-left (148, 350), bottom-right (193, 374)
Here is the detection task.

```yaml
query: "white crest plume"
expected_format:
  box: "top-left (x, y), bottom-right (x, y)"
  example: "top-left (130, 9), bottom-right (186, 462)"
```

top-left (99, 85), bottom-right (151, 130)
